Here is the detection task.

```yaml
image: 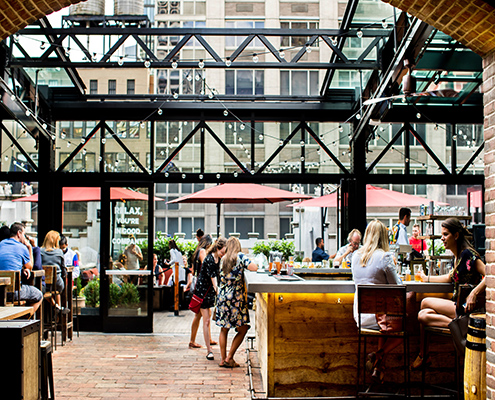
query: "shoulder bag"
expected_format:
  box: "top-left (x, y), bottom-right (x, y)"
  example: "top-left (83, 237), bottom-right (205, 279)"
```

top-left (188, 284), bottom-right (211, 314)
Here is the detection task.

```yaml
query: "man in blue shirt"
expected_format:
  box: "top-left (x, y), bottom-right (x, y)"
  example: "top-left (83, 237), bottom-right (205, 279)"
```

top-left (312, 237), bottom-right (330, 262)
top-left (395, 208), bottom-right (412, 245)
top-left (0, 222), bottom-right (42, 315)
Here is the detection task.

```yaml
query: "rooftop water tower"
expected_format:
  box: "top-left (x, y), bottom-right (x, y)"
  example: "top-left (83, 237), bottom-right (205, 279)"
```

top-left (69, 0), bottom-right (106, 15)
top-left (114, 0), bottom-right (144, 15)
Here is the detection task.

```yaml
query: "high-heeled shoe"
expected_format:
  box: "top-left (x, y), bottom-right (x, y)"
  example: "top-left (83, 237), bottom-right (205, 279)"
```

top-left (371, 366), bottom-right (385, 384)
top-left (411, 354), bottom-right (432, 370)
top-left (366, 349), bottom-right (384, 373)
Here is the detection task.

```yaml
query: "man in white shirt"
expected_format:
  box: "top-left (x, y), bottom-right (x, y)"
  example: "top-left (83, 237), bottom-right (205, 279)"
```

top-left (334, 229), bottom-right (362, 268)
top-left (395, 208), bottom-right (411, 245)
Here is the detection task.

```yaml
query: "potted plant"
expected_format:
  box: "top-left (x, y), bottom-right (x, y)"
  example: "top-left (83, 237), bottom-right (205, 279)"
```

top-left (81, 278), bottom-right (100, 315)
top-left (73, 276), bottom-right (85, 312)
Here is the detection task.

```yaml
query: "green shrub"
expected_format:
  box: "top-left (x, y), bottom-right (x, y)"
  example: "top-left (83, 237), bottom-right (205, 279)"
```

top-left (119, 282), bottom-right (140, 306)
top-left (252, 241), bottom-right (271, 258)
top-left (83, 278), bottom-right (100, 307)
top-left (109, 283), bottom-right (121, 308)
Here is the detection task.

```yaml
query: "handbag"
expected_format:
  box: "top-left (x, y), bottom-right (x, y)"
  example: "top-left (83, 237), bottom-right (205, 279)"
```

top-left (188, 284), bottom-right (211, 314)
top-left (448, 314), bottom-right (469, 354)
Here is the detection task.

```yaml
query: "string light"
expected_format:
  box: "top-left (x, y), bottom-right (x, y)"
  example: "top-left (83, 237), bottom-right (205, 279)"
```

top-left (305, 44), bottom-right (312, 53)
top-left (40, 41), bottom-right (46, 50)
top-left (157, 108), bottom-right (163, 115)
top-left (357, 30), bottom-right (363, 38)
top-left (144, 59), bottom-right (151, 68)
top-left (382, 19), bottom-right (388, 29)
top-left (223, 110), bottom-right (229, 117)
top-left (225, 58), bottom-right (232, 67)
top-left (118, 57), bottom-right (124, 66)
top-left (279, 49), bottom-right (285, 59)
top-left (171, 59), bottom-right (178, 69)
top-left (252, 54), bottom-right (259, 63)
top-left (198, 59), bottom-right (205, 69)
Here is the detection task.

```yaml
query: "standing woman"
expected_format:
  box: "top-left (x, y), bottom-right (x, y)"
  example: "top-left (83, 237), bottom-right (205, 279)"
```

top-left (412, 218), bottom-right (485, 369)
top-left (194, 236), bottom-right (227, 360)
top-left (41, 230), bottom-right (69, 313)
top-left (187, 234), bottom-right (213, 348)
top-left (351, 220), bottom-right (403, 383)
top-left (216, 237), bottom-right (257, 368)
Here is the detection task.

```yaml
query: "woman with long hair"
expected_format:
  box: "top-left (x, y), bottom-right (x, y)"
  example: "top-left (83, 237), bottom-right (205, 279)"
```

top-left (193, 236), bottom-right (227, 360)
top-left (215, 237), bottom-right (257, 368)
top-left (412, 218), bottom-right (485, 369)
top-left (187, 234), bottom-right (213, 349)
top-left (41, 230), bottom-right (69, 313)
top-left (351, 220), bottom-right (403, 383)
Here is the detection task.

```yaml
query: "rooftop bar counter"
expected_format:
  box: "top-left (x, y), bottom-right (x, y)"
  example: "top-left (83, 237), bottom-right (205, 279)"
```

top-left (245, 269), bottom-right (454, 397)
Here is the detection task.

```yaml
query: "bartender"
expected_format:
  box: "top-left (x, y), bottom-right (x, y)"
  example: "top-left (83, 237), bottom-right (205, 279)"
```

top-left (312, 237), bottom-right (330, 262)
top-left (394, 207), bottom-right (411, 245)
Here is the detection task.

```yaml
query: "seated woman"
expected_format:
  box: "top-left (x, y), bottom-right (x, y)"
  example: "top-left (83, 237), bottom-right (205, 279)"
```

top-left (41, 230), bottom-right (69, 314)
top-left (351, 220), bottom-right (403, 383)
top-left (412, 218), bottom-right (485, 369)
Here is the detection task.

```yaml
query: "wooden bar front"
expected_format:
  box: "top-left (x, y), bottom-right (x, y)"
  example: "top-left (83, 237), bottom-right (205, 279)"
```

top-left (247, 270), bottom-right (455, 398)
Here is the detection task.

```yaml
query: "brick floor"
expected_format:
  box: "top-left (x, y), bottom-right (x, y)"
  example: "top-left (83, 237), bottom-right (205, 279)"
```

top-left (52, 312), bottom-right (253, 399)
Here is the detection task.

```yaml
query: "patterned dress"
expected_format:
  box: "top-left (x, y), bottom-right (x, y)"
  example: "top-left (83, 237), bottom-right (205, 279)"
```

top-left (215, 253), bottom-right (252, 329)
top-left (194, 253), bottom-right (219, 309)
top-left (450, 248), bottom-right (483, 302)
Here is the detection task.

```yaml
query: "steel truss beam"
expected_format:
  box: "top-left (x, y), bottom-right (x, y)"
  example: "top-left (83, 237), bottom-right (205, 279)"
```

top-left (11, 27), bottom-right (388, 70)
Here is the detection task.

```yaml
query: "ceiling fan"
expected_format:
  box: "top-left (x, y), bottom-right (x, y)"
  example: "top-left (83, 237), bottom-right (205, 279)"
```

top-left (363, 59), bottom-right (459, 105)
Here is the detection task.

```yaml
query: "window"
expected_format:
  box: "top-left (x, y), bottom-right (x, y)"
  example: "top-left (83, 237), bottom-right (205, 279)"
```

top-left (59, 152), bottom-right (96, 172)
top-left (225, 122), bottom-right (264, 145)
top-left (90, 80), bottom-right (98, 94)
top-left (280, 218), bottom-right (292, 239)
top-left (108, 79), bottom-right (116, 95)
top-left (103, 152), bottom-right (139, 173)
top-left (156, 69), bottom-right (180, 94)
top-left (226, 70), bottom-right (264, 95)
top-left (58, 121), bottom-right (97, 139)
top-left (280, 71), bottom-right (319, 96)
top-left (106, 121), bottom-right (140, 139)
top-left (280, 122), bottom-right (319, 145)
top-left (224, 217), bottom-right (264, 239)
top-left (280, 21), bottom-right (318, 48)
top-left (127, 79), bottom-right (135, 95)
top-left (446, 124), bottom-right (483, 147)
top-left (335, 71), bottom-right (360, 88)
top-left (225, 21), bottom-right (265, 47)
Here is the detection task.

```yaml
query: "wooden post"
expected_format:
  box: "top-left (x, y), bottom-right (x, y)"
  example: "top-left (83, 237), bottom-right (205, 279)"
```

top-left (174, 262), bottom-right (179, 316)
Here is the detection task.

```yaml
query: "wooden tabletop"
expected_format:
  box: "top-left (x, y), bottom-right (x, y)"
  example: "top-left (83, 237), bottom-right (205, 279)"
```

top-left (0, 306), bottom-right (33, 320)
top-left (0, 277), bottom-right (11, 286)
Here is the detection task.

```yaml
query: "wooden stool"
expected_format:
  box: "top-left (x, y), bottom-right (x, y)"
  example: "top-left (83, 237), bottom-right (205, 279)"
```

top-left (41, 340), bottom-right (55, 400)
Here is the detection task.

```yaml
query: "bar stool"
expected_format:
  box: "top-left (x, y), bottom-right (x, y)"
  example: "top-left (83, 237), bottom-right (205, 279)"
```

top-left (356, 285), bottom-right (409, 398)
top-left (42, 266), bottom-right (59, 350)
top-left (40, 340), bottom-right (55, 400)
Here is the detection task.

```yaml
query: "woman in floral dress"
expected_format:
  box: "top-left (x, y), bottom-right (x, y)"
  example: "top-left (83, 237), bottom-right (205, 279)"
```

top-left (215, 237), bottom-right (258, 368)
top-left (194, 236), bottom-right (226, 361)
top-left (412, 217), bottom-right (485, 369)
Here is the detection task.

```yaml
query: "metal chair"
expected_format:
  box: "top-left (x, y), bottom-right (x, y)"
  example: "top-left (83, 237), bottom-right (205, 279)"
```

top-left (356, 284), bottom-right (409, 397)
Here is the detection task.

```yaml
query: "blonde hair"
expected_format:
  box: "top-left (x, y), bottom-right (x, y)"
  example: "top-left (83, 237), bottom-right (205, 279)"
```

top-left (358, 220), bottom-right (389, 267)
top-left (222, 237), bottom-right (242, 275)
top-left (207, 236), bottom-right (227, 255)
top-left (42, 230), bottom-right (61, 251)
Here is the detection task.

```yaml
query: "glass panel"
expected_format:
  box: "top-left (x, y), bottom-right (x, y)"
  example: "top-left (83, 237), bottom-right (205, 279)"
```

top-left (280, 218), bottom-right (290, 239)
top-left (168, 218), bottom-right (179, 236)
top-left (292, 71), bottom-right (307, 96)
top-left (225, 218), bottom-right (234, 235)
top-left (182, 217), bottom-right (192, 238)
top-left (194, 218), bottom-right (205, 234)
top-left (237, 71), bottom-right (253, 95)
top-left (237, 218), bottom-right (251, 239)
top-left (255, 218), bottom-right (265, 239)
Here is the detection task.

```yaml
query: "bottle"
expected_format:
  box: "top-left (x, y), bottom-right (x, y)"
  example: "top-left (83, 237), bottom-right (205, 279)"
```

top-left (288, 256), bottom-right (294, 276)
top-left (405, 266), bottom-right (411, 281)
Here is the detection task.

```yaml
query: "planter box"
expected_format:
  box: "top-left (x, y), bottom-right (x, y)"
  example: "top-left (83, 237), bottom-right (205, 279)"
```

top-left (81, 307), bottom-right (99, 316)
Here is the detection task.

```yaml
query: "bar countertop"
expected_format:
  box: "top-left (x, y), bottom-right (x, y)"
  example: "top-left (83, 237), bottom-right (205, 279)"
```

top-left (245, 269), bottom-right (453, 294)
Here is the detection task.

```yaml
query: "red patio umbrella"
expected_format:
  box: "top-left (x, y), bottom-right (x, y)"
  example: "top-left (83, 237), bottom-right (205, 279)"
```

top-left (13, 187), bottom-right (163, 202)
top-left (168, 183), bottom-right (311, 236)
top-left (289, 185), bottom-right (448, 208)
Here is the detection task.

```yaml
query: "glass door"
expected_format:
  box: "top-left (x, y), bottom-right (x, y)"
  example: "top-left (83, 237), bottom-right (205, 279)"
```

top-left (101, 183), bottom-right (154, 333)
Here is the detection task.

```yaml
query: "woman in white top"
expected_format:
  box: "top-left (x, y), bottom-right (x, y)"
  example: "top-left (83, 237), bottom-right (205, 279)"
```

top-left (351, 220), bottom-right (403, 383)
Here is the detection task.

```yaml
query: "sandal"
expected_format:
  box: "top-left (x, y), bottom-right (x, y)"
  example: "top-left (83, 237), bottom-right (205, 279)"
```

top-left (366, 349), bottom-right (383, 373)
top-left (371, 366), bottom-right (385, 384)
top-left (225, 359), bottom-right (240, 368)
top-left (188, 342), bottom-right (202, 349)
top-left (206, 352), bottom-right (214, 360)
top-left (411, 354), bottom-right (432, 370)
top-left (219, 361), bottom-right (230, 368)
top-left (210, 340), bottom-right (218, 346)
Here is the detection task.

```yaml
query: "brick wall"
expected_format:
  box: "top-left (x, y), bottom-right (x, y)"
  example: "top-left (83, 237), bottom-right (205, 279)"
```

top-left (485, 52), bottom-right (495, 399)
top-left (0, 0), bottom-right (83, 41)
top-left (382, 0), bottom-right (495, 57)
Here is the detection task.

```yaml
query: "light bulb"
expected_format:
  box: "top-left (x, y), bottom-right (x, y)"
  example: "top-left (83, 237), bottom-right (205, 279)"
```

top-left (51, 135), bottom-right (56, 141)
top-left (240, 124), bottom-right (245, 130)
top-left (140, 122), bottom-right (146, 129)
top-left (4, 155), bottom-right (8, 161)
top-left (182, 173), bottom-right (186, 179)
top-left (118, 57), bottom-right (124, 66)
top-left (144, 60), bottom-right (151, 68)
top-left (13, 34), bottom-right (19, 43)
top-left (92, 53), bottom-right (97, 62)
top-left (187, 74), bottom-right (193, 82)
top-left (195, 74), bottom-right (200, 81)
top-left (306, 45), bottom-right (312, 53)
top-left (259, 134), bottom-right (264, 141)
top-left (67, 141), bottom-right (71, 148)
top-left (165, 172), bottom-right (169, 177)
top-left (157, 108), bottom-right (163, 115)
top-left (331, 37), bottom-right (338, 46)
top-left (171, 60), bottom-right (178, 69)
top-left (101, 138), bottom-right (106, 144)
top-left (174, 136), bottom-right (178, 142)
top-left (216, 173), bottom-right (221, 179)
top-left (223, 110), bottom-right (229, 117)
top-left (25, 110), bottom-right (31, 117)
top-left (416, 112), bottom-right (421, 119)
top-left (82, 149), bottom-right (87, 155)
top-left (65, 47), bottom-right (70, 57)
top-left (238, 137), bottom-right (243, 142)
top-left (225, 58), bottom-right (231, 67)
top-left (382, 20), bottom-right (388, 29)
top-left (173, 92), bottom-right (179, 99)
top-left (279, 140), bottom-right (283, 146)
top-left (434, 124), bottom-right (439, 130)
top-left (233, 171), bottom-right (238, 177)
top-left (40, 42), bottom-right (46, 50)
top-left (339, 126), bottom-right (343, 133)
top-left (300, 140), bottom-right (305, 147)
top-left (208, 93), bottom-right (213, 99)
top-left (279, 50), bottom-right (285, 59)
top-left (61, 132), bottom-right (66, 139)
top-left (452, 134), bottom-right (457, 141)
top-left (301, 156), bottom-right (305, 162)
top-left (99, 156), bottom-right (102, 162)
top-left (198, 59), bottom-right (204, 69)
top-left (42, 124), bottom-right (47, 129)
top-left (405, 158), bottom-right (409, 163)
top-left (122, 132), bottom-right (126, 138)
top-left (199, 174), bottom-right (203, 180)
top-left (10, 95), bottom-right (15, 101)
top-left (357, 30), bottom-right (363, 38)
top-left (252, 54), bottom-right (259, 63)
top-left (356, 113), bottom-right (361, 120)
